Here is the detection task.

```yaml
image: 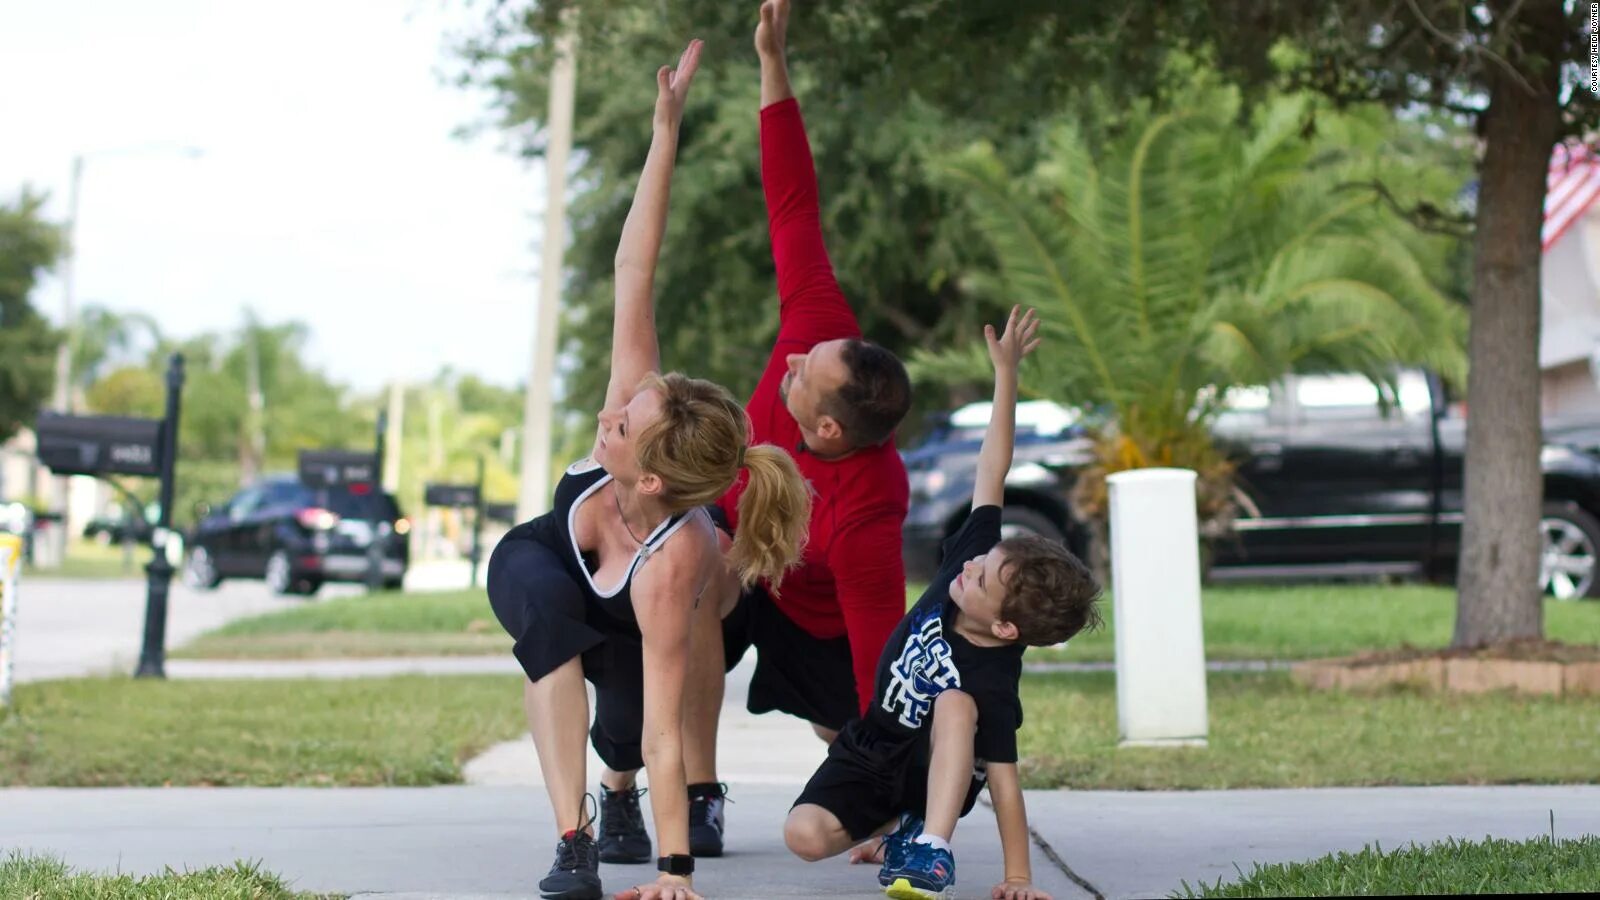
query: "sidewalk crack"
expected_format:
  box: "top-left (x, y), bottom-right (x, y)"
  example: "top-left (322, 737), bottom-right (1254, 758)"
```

top-left (979, 796), bottom-right (1104, 900)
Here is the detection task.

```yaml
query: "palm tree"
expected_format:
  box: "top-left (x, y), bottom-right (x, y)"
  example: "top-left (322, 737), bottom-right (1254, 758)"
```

top-left (915, 86), bottom-right (1467, 569)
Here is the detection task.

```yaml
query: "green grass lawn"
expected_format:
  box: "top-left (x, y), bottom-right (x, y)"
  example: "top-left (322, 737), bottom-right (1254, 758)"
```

top-left (23, 539), bottom-right (149, 580)
top-left (0, 854), bottom-right (333, 900)
top-left (1028, 584), bottom-right (1600, 663)
top-left (0, 675), bottom-right (523, 787)
top-left (1175, 835), bottom-right (1600, 897)
top-left (5, 668), bottom-right (1594, 790)
top-left (172, 588), bottom-right (509, 659)
top-left (1017, 671), bottom-right (1600, 790)
top-left (176, 581), bottom-right (1600, 664)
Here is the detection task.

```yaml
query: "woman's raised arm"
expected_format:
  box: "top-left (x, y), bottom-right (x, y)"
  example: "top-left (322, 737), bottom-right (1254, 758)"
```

top-left (600, 39), bottom-right (703, 420)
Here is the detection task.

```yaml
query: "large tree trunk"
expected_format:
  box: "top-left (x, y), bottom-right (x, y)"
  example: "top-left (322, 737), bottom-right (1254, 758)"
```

top-left (1452, 11), bottom-right (1563, 648)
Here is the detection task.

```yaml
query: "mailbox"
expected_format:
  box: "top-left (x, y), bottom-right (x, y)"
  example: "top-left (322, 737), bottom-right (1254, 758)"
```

top-left (298, 450), bottom-right (378, 488)
top-left (36, 412), bottom-right (164, 478)
top-left (425, 483), bottom-right (481, 508)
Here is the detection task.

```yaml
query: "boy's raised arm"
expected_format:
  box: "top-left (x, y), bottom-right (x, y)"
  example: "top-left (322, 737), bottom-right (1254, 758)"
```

top-left (972, 307), bottom-right (1042, 511)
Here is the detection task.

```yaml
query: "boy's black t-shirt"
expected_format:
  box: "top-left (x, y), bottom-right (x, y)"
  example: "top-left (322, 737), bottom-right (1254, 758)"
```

top-left (864, 504), bottom-right (1025, 764)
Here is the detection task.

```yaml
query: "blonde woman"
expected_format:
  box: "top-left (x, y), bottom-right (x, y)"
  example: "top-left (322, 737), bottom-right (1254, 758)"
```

top-left (486, 39), bottom-right (810, 900)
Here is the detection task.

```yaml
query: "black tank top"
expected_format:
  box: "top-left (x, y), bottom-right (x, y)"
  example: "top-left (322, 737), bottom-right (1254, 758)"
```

top-left (509, 458), bottom-right (695, 629)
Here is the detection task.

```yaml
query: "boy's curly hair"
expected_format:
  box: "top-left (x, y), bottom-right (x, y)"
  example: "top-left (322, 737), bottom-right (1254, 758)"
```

top-left (996, 535), bottom-right (1103, 646)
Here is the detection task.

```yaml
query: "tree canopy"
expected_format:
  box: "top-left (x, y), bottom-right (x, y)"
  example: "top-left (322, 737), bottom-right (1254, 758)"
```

top-left (0, 192), bottom-right (63, 445)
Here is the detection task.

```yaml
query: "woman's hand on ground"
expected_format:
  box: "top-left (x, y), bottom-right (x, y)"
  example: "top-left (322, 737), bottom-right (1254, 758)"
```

top-left (617, 873), bottom-right (702, 900)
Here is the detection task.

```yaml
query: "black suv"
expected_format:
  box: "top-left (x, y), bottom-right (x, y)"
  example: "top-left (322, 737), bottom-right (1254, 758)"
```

top-left (184, 474), bottom-right (410, 595)
top-left (903, 371), bottom-right (1600, 599)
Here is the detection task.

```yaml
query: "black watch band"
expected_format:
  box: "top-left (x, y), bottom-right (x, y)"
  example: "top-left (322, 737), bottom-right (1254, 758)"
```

top-left (657, 854), bottom-right (695, 876)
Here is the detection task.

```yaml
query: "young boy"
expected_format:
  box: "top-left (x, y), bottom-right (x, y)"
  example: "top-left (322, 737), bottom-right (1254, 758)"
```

top-left (782, 306), bottom-right (1103, 900)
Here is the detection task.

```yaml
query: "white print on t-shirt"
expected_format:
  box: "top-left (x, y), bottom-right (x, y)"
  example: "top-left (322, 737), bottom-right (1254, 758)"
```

top-left (882, 609), bottom-right (962, 728)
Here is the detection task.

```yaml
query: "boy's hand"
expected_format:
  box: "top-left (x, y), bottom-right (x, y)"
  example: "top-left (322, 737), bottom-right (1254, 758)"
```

top-left (985, 306), bottom-right (1041, 373)
top-left (991, 878), bottom-right (1053, 900)
top-left (846, 836), bottom-right (886, 865)
top-left (653, 39), bottom-right (703, 130)
top-left (755, 0), bottom-right (789, 59)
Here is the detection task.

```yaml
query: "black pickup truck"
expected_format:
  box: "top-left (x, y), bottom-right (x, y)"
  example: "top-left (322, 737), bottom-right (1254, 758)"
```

top-left (902, 371), bottom-right (1600, 599)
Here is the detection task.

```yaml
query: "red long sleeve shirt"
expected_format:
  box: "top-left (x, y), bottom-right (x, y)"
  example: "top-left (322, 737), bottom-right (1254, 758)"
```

top-left (715, 98), bottom-right (910, 718)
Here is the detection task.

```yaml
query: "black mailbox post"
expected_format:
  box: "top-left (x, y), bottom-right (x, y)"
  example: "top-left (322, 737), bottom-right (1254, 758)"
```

top-left (424, 456), bottom-right (486, 589)
top-left (34, 353), bottom-right (185, 678)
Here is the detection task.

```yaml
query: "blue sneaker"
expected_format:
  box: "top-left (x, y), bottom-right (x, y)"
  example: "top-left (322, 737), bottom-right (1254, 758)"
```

top-left (876, 814), bottom-right (924, 886)
top-left (882, 839), bottom-right (954, 899)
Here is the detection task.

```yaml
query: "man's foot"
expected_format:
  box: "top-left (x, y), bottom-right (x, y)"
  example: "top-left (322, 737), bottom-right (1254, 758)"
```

top-left (876, 814), bottom-right (924, 886)
top-left (882, 838), bottom-right (954, 900)
top-left (687, 782), bottom-right (728, 857)
top-left (597, 785), bottom-right (651, 864)
top-left (538, 828), bottom-right (603, 900)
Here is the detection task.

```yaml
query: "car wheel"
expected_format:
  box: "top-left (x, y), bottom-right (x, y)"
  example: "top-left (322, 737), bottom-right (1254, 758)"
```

top-left (998, 506), bottom-right (1068, 545)
top-left (183, 545), bottom-right (222, 590)
top-left (265, 550), bottom-right (295, 596)
top-left (288, 577), bottom-right (323, 597)
top-left (1540, 501), bottom-right (1600, 600)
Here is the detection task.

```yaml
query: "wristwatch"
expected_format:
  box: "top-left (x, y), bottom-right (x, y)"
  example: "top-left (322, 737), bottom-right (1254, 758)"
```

top-left (657, 854), bottom-right (695, 876)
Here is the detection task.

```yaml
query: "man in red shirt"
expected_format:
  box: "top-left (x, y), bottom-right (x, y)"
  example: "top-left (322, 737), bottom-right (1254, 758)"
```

top-left (679, 0), bottom-right (914, 859)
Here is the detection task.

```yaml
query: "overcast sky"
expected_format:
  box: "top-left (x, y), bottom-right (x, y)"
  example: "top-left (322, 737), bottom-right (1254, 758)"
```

top-left (1, 0), bottom-right (546, 392)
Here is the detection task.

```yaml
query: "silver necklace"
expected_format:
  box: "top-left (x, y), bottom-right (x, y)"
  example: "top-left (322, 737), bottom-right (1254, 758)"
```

top-left (613, 484), bottom-right (648, 545)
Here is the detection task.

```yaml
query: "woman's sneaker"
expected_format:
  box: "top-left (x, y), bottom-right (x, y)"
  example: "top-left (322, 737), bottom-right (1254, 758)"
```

top-left (597, 785), bottom-right (651, 864)
top-left (882, 839), bottom-right (955, 900)
top-left (876, 814), bottom-right (924, 886)
top-left (687, 782), bottom-right (729, 857)
top-left (538, 828), bottom-right (602, 900)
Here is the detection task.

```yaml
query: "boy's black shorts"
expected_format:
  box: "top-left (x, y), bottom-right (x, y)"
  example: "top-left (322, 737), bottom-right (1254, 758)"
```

top-left (709, 506), bottom-right (859, 732)
top-left (793, 719), bottom-right (985, 841)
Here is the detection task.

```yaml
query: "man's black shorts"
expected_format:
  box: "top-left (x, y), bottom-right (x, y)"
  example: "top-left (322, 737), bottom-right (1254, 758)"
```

top-left (721, 584), bottom-right (859, 732)
top-left (792, 719), bottom-right (985, 841)
top-left (706, 504), bottom-right (860, 732)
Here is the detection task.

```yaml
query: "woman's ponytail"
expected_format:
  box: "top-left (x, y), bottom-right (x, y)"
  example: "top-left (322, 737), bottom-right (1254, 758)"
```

top-left (729, 444), bottom-right (811, 590)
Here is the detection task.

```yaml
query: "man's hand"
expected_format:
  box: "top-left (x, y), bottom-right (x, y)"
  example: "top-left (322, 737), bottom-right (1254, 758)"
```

top-left (991, 878), bottom-right (1053, 900)
top-left (985, 305), bottom-right (1042, 373)
top-left (616, 873), bottom-right (702, 900)
top-left (653, 38), bottom-right (703, 130)
top-left (755, 0), bottom-right (789, 60)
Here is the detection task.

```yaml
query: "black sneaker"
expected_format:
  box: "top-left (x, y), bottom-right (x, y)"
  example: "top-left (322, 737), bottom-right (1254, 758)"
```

top-left (598, 784), bottom-right (652, 864)
top-left (538, 827), bottom-right (602, 900)
top-left (687, 782), bottom-right (729, 857)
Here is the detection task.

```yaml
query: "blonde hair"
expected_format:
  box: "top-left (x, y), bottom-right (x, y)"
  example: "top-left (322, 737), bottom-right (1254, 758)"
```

top-left (635, 372), bottom-right (811, 588)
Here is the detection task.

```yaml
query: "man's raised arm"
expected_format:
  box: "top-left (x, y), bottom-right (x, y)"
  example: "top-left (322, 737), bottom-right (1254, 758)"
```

top-left (755, 0), bottom-right (858, 343)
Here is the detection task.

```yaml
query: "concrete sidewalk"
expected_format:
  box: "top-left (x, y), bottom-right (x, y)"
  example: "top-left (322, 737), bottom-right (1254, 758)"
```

top-left (5, 785), bottom-right (1598, 899)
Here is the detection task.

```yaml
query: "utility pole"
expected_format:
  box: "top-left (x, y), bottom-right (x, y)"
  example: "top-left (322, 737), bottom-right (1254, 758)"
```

top-left (518, 11), bottom-right (577, 521)
top-left (384, 380), bottom-right (405, 493)
top-left (243, 324), bottom-right (265, 482)
top-left (44, 157), bottom-right (85, 569)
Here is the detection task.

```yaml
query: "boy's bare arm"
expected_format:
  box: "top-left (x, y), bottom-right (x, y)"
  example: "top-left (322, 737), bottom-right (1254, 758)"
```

top-left (972, 307), bottom-right (1041, 511)
top-left (987, 763), bottom-right (1052, 900)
